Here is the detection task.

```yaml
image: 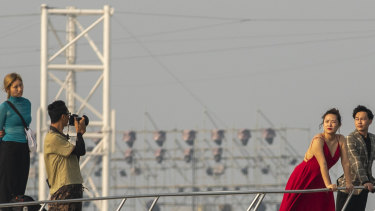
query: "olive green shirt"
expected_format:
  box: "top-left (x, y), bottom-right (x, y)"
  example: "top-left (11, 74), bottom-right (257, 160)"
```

top-left (44, 129), bottom-right (83, 195)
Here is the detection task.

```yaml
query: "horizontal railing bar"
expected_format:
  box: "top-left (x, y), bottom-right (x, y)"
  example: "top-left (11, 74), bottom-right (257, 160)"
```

top-left (0, 186), bottom-right (364, 208)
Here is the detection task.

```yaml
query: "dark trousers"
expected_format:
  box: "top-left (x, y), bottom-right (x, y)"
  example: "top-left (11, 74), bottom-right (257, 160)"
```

top-left (0, 141), bottom-right (30, 211)
top-left (49, 184), bottom-right (83, 211)
top-left (336, 190), bottom-right (368, 211)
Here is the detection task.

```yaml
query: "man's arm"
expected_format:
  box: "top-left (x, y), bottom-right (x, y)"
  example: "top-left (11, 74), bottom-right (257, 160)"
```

top-left (339, 135), bottom-right (353, 191)
top-left (346, 135), bottom-right (369, 184)
top-left (72, 117), bottom-right (87, 157)
top-left (72, 133), bottom-right (86, 156)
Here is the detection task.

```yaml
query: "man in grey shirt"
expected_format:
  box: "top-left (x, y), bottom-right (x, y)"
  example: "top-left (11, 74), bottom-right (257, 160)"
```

top-left (336, 105), bottom-right (375, 211)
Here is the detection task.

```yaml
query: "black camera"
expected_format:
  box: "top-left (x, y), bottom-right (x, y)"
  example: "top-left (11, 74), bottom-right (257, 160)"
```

top-left (68, 114), bottom-right (89, 126)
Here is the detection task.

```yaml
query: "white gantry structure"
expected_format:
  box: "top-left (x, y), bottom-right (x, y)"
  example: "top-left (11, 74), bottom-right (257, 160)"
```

top-left (38, 4), bottom-right (115, 211)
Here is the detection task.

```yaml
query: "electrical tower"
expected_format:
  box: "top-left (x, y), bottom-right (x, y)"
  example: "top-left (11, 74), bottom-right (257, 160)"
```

top-left (38, 4), bottom-right (115, 211)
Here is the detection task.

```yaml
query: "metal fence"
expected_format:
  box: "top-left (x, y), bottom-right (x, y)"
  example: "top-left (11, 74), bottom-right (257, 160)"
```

top-left (0, 186), bottom-right (364, 211)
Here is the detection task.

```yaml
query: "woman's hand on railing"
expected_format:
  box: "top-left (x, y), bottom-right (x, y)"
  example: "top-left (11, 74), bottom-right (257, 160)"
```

top-left (363, 182), bottom-right (374, 193)
top-left (326, 184), bottom-right (337, 191)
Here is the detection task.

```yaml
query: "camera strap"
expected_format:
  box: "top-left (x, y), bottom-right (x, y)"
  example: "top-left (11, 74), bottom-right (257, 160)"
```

top-left (6, 101), bottom-right (28, 130)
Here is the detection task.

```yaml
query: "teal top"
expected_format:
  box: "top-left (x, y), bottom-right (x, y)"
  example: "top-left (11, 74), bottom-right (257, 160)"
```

top-left (0, 96), bottom-right (31, 143)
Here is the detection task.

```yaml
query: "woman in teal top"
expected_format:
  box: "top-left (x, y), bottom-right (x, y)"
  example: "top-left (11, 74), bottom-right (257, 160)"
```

top-left (0, 73), bottom-right (31, 207)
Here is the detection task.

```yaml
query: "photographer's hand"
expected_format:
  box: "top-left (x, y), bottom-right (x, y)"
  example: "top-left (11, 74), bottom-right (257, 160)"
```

top-left (74, 117), bottom-right (86, 134)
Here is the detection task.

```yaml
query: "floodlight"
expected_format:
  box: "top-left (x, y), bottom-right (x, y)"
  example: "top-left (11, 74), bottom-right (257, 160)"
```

top-left (95, 168), bottom-right (102, 177)
top-left (263, 128), bottom-right (276, 144)
top-left (183, 130), bottom-right (196, 146)
top-left (192, 187), bottom-right (200, 192)
top-left (290, 158), bottom-right (298, 165)
top-left (241, 167), bottom-right (248, 175)
top-left (213, 164), bottom-right (225, 176)
top-left (261, 165), bottom-right (270, 175)
top-left (211, 129), bottom-right (225, 145)
top-left (123, 131), bottom-right (136, 147)
top-left (155, 148), bottom-right (166, 163)
top-left (124, 149), bottom-right (134, 164)
top-left (238, 129), bottom-right (251, 146)
top-left (206, 167), bottom-right (213, 176)
top-left (184, 148), bottom-right (194, 163)
top-left (119, 170), bottom-right (127, 177)
top-left (213, 147), bottom-right (223, 162)
top-left (130, 167), bottom-right (141, 175)
top-left (154, 131), bottom-right (166, 147)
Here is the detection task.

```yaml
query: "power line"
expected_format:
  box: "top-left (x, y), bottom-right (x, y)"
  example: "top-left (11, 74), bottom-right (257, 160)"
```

top-left (116, 11), bottom-right (242, 21)
top-left (0, 49), bottom-right (38, 56)
top-left (110, 33), bottom-right (375, 60)
top-left (0, 13), bottom-right (39, 18)
top-left (0, 21), bottom-right (39, 39)
top-left (113, 19), bottom-right (247, 40)
top-left (0, 64), bottom-right (39, 70)
top-left (113, 29), bottom-right (375, 45)
top-left (116, 11), bottom-right (375, 22)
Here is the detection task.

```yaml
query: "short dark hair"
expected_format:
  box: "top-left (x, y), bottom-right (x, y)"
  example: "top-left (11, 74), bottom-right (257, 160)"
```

top-left (320, 108), bottom-right (342, 128)
top-left (352, 105), bottom-right (374, 120)
top-left (48, 100), bottom-right (68, 123)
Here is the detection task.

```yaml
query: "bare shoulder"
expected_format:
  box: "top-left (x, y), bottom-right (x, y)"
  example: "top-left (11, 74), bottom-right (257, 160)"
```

top-left (311, 134), bottom-right (324, 146)
top-left (312, 133), bottom-right (324, 141)
top-left (336, 134), bottom-right (347, 147)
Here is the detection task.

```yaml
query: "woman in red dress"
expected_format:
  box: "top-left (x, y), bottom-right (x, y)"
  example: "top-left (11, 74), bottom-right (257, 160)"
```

top-left (279, 108), bottom-right (353, 211)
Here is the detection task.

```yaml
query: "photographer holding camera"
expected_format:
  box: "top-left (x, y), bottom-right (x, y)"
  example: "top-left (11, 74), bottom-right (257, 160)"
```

top-left (44, 100), bottom-right (87, 211)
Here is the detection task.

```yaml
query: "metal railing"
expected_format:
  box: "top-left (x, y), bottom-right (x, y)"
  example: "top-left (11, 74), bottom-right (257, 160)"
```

top-left (0, 186), bottom-right (364, 211)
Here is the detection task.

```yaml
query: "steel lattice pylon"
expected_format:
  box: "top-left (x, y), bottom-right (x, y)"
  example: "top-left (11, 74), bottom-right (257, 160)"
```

top-left (38, 4), bottom-right (115, 211)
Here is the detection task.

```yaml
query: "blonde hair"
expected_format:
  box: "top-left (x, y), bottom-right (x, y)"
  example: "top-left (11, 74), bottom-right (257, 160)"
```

top-left (3, 72), bottom-right (23, 99)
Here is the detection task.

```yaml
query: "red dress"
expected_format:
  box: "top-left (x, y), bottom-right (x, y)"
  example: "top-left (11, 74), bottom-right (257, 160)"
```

top-left (279, 140), bottom-right (340, 211)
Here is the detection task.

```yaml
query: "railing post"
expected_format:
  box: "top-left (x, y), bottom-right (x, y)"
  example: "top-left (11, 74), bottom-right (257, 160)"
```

top-left (115, 198), bottom-right (127, 211)
top-left (38, 203), bottom-right (47, 211)
top-left (253, 194), bottom-right (265, 211)
top-left (148, 196), bottom-right (160, 211)
top-left (247, 194), bottom-right (261, 211)
top-left (341, 190), bottom-right (354, 211)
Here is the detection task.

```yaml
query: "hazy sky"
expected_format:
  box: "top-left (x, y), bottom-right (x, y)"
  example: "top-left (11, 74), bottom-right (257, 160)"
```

top-left (1, 0), bottom-right (375, 209)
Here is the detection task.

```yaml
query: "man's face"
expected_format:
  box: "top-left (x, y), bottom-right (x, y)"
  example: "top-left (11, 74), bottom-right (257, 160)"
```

top-left (355, 111), bottom-right (372, 133)
top-left (62, 110), bottom-right (70, 126)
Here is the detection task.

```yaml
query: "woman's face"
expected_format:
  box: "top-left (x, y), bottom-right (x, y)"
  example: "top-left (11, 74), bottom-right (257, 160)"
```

top-left (8, 79), bottom-right (23, 98)
top-left (323, 114), bottom-right (340, 134)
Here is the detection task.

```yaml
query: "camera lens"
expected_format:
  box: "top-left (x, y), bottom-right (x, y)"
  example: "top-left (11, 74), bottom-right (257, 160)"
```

top-left (69, 114), bottom-right (78, 126)
top-left (68, 114), bottom-right (89, 126)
